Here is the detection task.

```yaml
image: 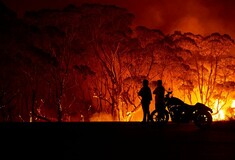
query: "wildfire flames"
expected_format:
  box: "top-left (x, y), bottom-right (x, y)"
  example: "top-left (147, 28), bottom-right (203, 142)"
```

top-left (212, 99), bottom-right (235, 121)
top-left (89, 98), bottom-right (235, 122)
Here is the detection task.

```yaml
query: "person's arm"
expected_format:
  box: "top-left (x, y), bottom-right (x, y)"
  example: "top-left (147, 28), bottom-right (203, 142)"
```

top-left (138, 88), bottom-right (143, 96)
top-left (149, 89), bottom-right (152, 100)
top-left (153, 88), bottom-right (157, 94)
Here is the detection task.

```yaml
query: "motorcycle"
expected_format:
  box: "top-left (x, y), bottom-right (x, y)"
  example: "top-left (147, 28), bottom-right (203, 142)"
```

top-left (150, 89), bottom-right (213, 129)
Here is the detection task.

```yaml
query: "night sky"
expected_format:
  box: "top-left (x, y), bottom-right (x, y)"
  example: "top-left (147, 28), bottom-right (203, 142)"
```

top-left (2, 0), bottom-right (235, 39)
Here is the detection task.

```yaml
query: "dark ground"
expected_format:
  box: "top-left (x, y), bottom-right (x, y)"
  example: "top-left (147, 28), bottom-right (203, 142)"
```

top-left (1, 121), bottom-right (235, 160)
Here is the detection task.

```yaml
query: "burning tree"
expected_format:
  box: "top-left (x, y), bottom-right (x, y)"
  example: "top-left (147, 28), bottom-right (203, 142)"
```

top-left (77, 4), bottom-right (139, 121)
top-left (170, 31), bottom-right (235, 119)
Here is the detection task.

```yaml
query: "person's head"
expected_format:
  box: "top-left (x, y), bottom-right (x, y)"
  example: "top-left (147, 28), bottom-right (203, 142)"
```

top-left (143, 79), bottom-right (149, 86)
top-left (157, 79), bottom-right (162, 86)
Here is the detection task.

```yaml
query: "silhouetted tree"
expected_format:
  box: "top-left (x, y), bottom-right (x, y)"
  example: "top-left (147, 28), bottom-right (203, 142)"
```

top-left (24, 5), bottom-right (86, 122)
top-left (0, 1), bottom-right (31, 121)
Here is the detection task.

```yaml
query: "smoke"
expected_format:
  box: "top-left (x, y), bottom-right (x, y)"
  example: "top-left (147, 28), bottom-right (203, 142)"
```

top-left (3, 0), bottom-right (235, 44)
top-left (124, 0), bottom-right (235, 38)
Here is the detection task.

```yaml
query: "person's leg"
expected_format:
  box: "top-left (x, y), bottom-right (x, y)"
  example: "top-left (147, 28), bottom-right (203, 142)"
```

top-left (146, 104), bottom-right (150, 122)
top-left (142, 103), bottom-right (149, 122)
top-left (142, 105), bottom-right (146, 122)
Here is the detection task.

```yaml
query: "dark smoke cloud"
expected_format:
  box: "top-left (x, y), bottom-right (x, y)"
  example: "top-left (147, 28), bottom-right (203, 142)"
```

top-left (2, 0), bottom-right (235, 38)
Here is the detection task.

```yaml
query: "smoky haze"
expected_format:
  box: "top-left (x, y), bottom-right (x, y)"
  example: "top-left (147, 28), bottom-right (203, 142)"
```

top-left (2, 0), bottom-right (235, 39)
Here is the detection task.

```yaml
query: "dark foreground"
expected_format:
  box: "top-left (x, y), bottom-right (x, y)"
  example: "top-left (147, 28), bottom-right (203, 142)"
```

top-left (1, 121), bottom-right (235, 160)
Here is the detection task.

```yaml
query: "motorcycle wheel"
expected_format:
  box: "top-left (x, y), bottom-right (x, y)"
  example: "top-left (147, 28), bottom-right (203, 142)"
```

top-left (194, 111), bottom-right (213, 129)
top-left (150, 109), bottom-right (169, 125)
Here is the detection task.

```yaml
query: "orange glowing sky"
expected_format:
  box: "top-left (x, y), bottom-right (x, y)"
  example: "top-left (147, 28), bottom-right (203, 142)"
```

top-left (2, 0), bottom-right (235, 40)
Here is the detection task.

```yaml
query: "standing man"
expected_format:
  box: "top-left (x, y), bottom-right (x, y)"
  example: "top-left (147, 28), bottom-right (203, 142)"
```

top-left (138, 79), bottom-right (152, 122)
top-left (153, 79), bottom-right (166, 118)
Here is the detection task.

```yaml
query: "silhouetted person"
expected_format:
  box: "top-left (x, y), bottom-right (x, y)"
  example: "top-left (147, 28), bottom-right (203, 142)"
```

top-left (138, 79), bottom-right (152, 122)
top-left (153, 80), bottom-right (165, 118)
